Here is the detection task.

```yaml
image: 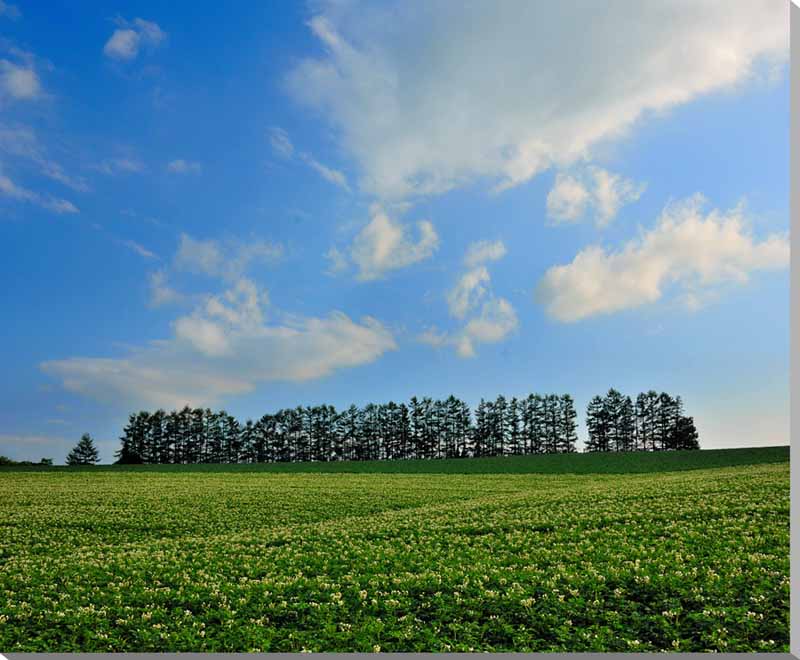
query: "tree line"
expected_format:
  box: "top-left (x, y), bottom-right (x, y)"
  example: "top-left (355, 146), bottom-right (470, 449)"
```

top-left (0, 456), bottom-right (53, 466)
top-left (586, 389), bottom-right (699, 452)
top-left (113, 389), bottom-right (698, 465)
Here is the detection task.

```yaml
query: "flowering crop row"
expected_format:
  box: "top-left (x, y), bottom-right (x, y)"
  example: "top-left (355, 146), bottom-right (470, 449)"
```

top-left (0, 463), bottom-right (788, 651)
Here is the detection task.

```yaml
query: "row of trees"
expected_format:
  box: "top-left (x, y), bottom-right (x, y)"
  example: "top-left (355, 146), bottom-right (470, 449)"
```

top-left (114, 389), bottom-right (698, 465)
top-left (585, 389), bottom-right (699, 452)
top-left (0, 456), bottom-right (53, 466)
top-left (115, 394), bottom-right (581, 464)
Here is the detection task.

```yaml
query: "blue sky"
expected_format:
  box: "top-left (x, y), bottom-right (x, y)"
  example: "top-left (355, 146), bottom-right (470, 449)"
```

top-left (0, 1), bottom-right (790, 462)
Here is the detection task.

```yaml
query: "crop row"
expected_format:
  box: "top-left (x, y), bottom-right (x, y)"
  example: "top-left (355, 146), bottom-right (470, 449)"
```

top-left (0, 464), bottom-right (789, 651)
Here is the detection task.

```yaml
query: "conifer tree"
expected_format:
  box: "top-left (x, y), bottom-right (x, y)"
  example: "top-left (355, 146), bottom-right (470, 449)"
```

top-left (557, 394), bottom-right (578, 453)
top-left (66, 433), bottom-right (100, 466)
top-left (670, 415), bottom-right (700, 450)
top-left (507, 397), bottom-right (522, 455)
top-left (585, 396), bottom-right (608, 452)
top-left (618, 395), bottom-right (636, 452)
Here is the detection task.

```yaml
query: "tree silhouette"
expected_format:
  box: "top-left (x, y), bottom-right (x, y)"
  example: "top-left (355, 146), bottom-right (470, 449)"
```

top-left (66, 433), bottom-right (99, 466)
top-left (115, 387), bottom-right (698, 465)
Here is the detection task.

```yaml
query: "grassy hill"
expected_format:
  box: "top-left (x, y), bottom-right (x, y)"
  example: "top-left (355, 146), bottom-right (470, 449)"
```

top-left (8, 445), bottom-right (788, 474)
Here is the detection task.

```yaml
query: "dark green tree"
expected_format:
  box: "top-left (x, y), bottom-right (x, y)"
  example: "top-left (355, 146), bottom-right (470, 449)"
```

top-left (670, 415), bottom-right (700, 450)
top-left (66, 433), bottom-right (99, 466)
top-left (557, 394), bottom-right (578, 453)
top-left (585, 396), bottom-right (609, 452)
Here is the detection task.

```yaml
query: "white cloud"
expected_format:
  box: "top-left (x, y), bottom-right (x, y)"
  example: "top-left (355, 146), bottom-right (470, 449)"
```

top-left (42, 277), bottom-right (397, 408)
top-left (300, 152), bottom-right (350, 192)
top-left (104, 18), bottom-right (166, 61)
top-left (324, 245), bottom-right (349, 275)
top-left (0, 171), bottom-right (78, 214)
top-left (418, 326), bottom-right (449, 348)
top-left (546, 173), bottom-right (590, 222)
top-left (174, 233), bottom-right (222, 275)
top-left (458, 298), bottom-right (518, 358)
top-left (0, 124), bottom-right (90, 192)
top-left (422, 297), bottom-right (518, 359)
top-left (118, 239), bottom-right (157, 259)
top-left (174, 233), bottom-right (283, 281)
top-left (268, 126), bottom-right (294, 159)
top-left (104, 29), bottom-right (139, 60)
top-left (590, 168), bottom-right (645, 226)
top-left (463, 239), bottom-right (507, 268)
top-left (267, 126), bottom-right (349, 191)
top-left (38, 161), bottom-right (90, 192)
top-left (132, 18), bottom-right (166, 47)
top-left (448, 240), bottom-right (507, 318)
top-left (40, 198), bottom-right (79, 214)
top-left (536, 194), bottom-right (789, 322)
top-left (350, 206), bottom-right (438, 280)
top-left (204, 278), bottom-right (265, 329)
top-left (149, 270), bottom-right (184, 307)
top-left (447, 266), bottom-right (489, 319)
top-left (426, 240), bottom-right (516, 356)
top-left (96, 157), bottom-right (145, 175)
top-left (174, 316), bottom-right (231, 357)
top-left (167, 159), bottom-right (202, 174)
top-left (0, 59), bottom-right (40, 100)
top-left (287, 1), bottom-right (787, 201)
top-left (547, 166), bottom-right (645, 226)
top-left (231, 241), bottom-right (284, 275)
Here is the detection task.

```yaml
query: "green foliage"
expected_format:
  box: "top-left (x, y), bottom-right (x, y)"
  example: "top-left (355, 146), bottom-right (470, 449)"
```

top-left (0, 456), bottom-right (54, 467)
top-left (0, 459), bottom-right (788, 652)
top-left (65, 433), bottom-right (99, 466)
top-left (114, 445), bottom-right (143, 465)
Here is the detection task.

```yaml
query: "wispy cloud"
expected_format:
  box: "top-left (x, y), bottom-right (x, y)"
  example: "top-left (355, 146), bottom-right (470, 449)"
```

top-left (166, 159), bottom-right (202, 174)
top-left (0, 124), bottom-right (90, 192)
top-left (463, 239), bottom-right (507, 269)
top-left (174, 233), bottom-right (284, 281)
top-left (95, 157), bottom-right (145, 175)
top-left (324, 246), bottom-right (349, 276)
top-left (422, 240), bottom-right (517, 358)
top-left (118, 239), bottom-right (157, 259)
top-left (148, 269), bottom-right (184, 307)
top-left (0, 171), bottom-right (78, 214)
top-left (299, 152), bottom-right (350, 192)
top-left (547, 166), bottom-right (645, 227)
top-left (268, 126), bottom-right (294, 159)
top-left (268, 126), bottom-right (350, 191)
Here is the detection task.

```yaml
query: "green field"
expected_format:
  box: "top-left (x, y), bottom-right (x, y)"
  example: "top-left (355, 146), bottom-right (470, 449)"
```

top-left (4, 444), bottom-right (789, 474)
top-left (0, 447), bottom-right (789, 652)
